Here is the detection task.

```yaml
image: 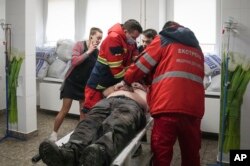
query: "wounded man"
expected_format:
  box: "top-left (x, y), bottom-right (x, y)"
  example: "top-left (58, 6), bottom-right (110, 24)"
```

top-left (39, 82), bottom-right (148, 166)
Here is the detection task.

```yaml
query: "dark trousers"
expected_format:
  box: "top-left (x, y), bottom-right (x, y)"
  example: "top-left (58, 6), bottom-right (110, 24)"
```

top-left (69, 96), bottom-right (146, 163)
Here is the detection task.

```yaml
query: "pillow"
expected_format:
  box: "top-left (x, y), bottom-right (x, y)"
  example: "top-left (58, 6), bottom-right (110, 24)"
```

top-left (204, 53), bottom-right (221, 76)
top-left (206, 74), bottom-right (221, 92)
top-left (47, 58), bottom-right (67, 79)
top-left (36, 59), bottom-right (49, 80)
top-left (56, 39), bottom-right (75, 62)
top-left (36, 46), bottom-right (57, 64)
top-left (203, 75), bottom-right (211, 89)
top-left (60, 61), bottom-right (71, 79)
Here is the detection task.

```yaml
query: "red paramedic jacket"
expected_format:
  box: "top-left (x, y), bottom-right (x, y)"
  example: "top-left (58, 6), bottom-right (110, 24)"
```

top-left (124, 26), bottom-right (205, 118)
top-left (87, 23), bottom-right (138, 90)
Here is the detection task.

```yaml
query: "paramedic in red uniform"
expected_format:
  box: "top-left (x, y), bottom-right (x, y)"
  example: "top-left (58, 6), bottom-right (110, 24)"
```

top-left (115, 21), bottom-right (205, 166)
top-left (82, 19), bottom-right (142, 114)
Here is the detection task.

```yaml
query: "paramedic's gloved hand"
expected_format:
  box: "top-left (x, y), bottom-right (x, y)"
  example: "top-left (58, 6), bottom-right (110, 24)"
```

top-left (114, 80), bottom-right (133, 92)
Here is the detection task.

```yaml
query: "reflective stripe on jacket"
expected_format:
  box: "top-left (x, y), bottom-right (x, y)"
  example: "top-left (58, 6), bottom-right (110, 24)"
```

top-left (87, 23), bottom-right (138, 89)
top-left (124, 27), bottom-right (204, 118)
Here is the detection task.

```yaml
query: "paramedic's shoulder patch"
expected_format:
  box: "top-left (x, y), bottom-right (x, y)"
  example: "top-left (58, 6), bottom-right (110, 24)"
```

top-left (109, 46), bottom-right (124, 56)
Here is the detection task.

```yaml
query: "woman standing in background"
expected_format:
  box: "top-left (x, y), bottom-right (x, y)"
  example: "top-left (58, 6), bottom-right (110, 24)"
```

top-left (49, 27), bottom-right (103, 142)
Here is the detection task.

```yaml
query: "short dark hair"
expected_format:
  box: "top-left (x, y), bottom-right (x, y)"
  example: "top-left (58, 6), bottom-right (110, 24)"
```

top-left (123, 19), bottom-right (143, 33)
top-left (142, 29), bottom-right (157, 39)
top-left (162, 21), bottom-right (182, 30)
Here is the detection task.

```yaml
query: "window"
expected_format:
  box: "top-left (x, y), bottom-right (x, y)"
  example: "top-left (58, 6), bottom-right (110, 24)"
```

top-left (46, 0), bottom-right (75, 45)
top-left (173, 0), bottom-right (217, 53)
top-left (84, 0), bottom-right (122, 39)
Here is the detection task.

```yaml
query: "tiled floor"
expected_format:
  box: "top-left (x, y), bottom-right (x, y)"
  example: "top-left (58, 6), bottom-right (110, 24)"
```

top-left (0, 109), bottom-right (219, 166)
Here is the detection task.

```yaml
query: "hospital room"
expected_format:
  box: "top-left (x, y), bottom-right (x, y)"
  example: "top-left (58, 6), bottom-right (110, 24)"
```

top-left (0, 0), bottom-right (250, 165)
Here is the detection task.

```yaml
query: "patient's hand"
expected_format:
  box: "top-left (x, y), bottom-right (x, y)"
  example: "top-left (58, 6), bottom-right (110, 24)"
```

top-left (114, 81), bottom-right (133, 92)
top-left (114, 81), bottom-right (124, 90)
top-left (119, 85), bottom-right (134, 92)
top-left (131, 82), bottom-right (147, 92)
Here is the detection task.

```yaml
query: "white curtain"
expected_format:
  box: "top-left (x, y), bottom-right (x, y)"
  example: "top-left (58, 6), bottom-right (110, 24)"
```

top-left (174, 0), bottom-right (217, 53)
top-left (74, 0), bottom-right (88, 41)
top-left (45, 0), bottom-right (75, 45)
top-left (43, 0), bottom-right (122, 44)
top-left (43, 0), bottom-right (48, 45)
top-left (84, 0), bottom-right (122, 39)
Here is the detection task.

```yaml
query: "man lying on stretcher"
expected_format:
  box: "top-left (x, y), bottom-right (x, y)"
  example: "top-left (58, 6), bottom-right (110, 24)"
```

top-left (39, 82), bottom-right (148, 166)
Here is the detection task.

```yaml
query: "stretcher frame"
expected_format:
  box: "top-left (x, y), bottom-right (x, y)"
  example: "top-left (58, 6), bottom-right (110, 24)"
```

top-left (111, 116), bottom-right (153, 166)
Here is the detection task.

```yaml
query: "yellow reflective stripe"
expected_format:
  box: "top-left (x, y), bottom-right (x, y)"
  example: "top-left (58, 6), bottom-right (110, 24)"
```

top-left (114, 69), bottom-right (125, 78)
top-left (135, 61), bottom-right (150, 74)
top-left (96, 84), bottom-right (106, 90)
top-left (143, 53), bottom-right (157, 66)
top-left (152, 71), bottom-right (203, 84)
top-left (97, 56), bottom-right (108, 65)
top-left (108, 60), bottom-right (123, 68)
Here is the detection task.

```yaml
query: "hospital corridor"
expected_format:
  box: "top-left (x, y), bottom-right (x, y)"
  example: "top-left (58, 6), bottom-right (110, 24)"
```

top-left (1, 0), bottom-right (250, 166)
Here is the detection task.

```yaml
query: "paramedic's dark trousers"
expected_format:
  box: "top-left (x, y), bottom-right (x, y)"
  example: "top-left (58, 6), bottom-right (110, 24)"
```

top-left (68, 96), bottom-right (146, 163)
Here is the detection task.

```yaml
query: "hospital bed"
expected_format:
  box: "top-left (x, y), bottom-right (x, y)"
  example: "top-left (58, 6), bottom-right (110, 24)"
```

top-left (32, 117), bottom-right (153, 166)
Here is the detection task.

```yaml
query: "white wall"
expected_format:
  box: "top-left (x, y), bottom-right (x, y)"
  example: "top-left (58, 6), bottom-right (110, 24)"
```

top-left (35, 0), bottom-right (45, 105)
top-left (6, 0), bottom-right (37, 133)
top-left (222, 0), bottom-right (250, 54)
top-left (121, 0), bottom-right (167, 32)
top-left (0, 0), bottom-right (6, 110)
top-left (121, 0), bottom-right (141, 26)
top-left (75, 0), bottom-right (87, 41)
top-left (145, 0), bottom-right (160, 30)
top-left (158, 0), bottom-right (167, 30)
top-left (36, 0), bottom-right (44, 47)
top-left (221, 0), bottom-right (250, 149)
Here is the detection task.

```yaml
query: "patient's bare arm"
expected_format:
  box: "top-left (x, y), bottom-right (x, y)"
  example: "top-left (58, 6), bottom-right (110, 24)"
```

top-left (102, 86), bottom-right (115, 97)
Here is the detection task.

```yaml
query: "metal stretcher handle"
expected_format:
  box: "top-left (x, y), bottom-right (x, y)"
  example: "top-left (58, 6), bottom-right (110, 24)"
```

top-left (31, 154), bottom-right (41, 163)
top-left (31, 131), bottom-right (73, 164)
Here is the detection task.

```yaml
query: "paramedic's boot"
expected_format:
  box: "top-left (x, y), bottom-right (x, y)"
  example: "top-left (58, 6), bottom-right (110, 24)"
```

top-left (79, 143), bottom-right (107, 166)
top-left (39, 140), bottom-right (78, 166)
